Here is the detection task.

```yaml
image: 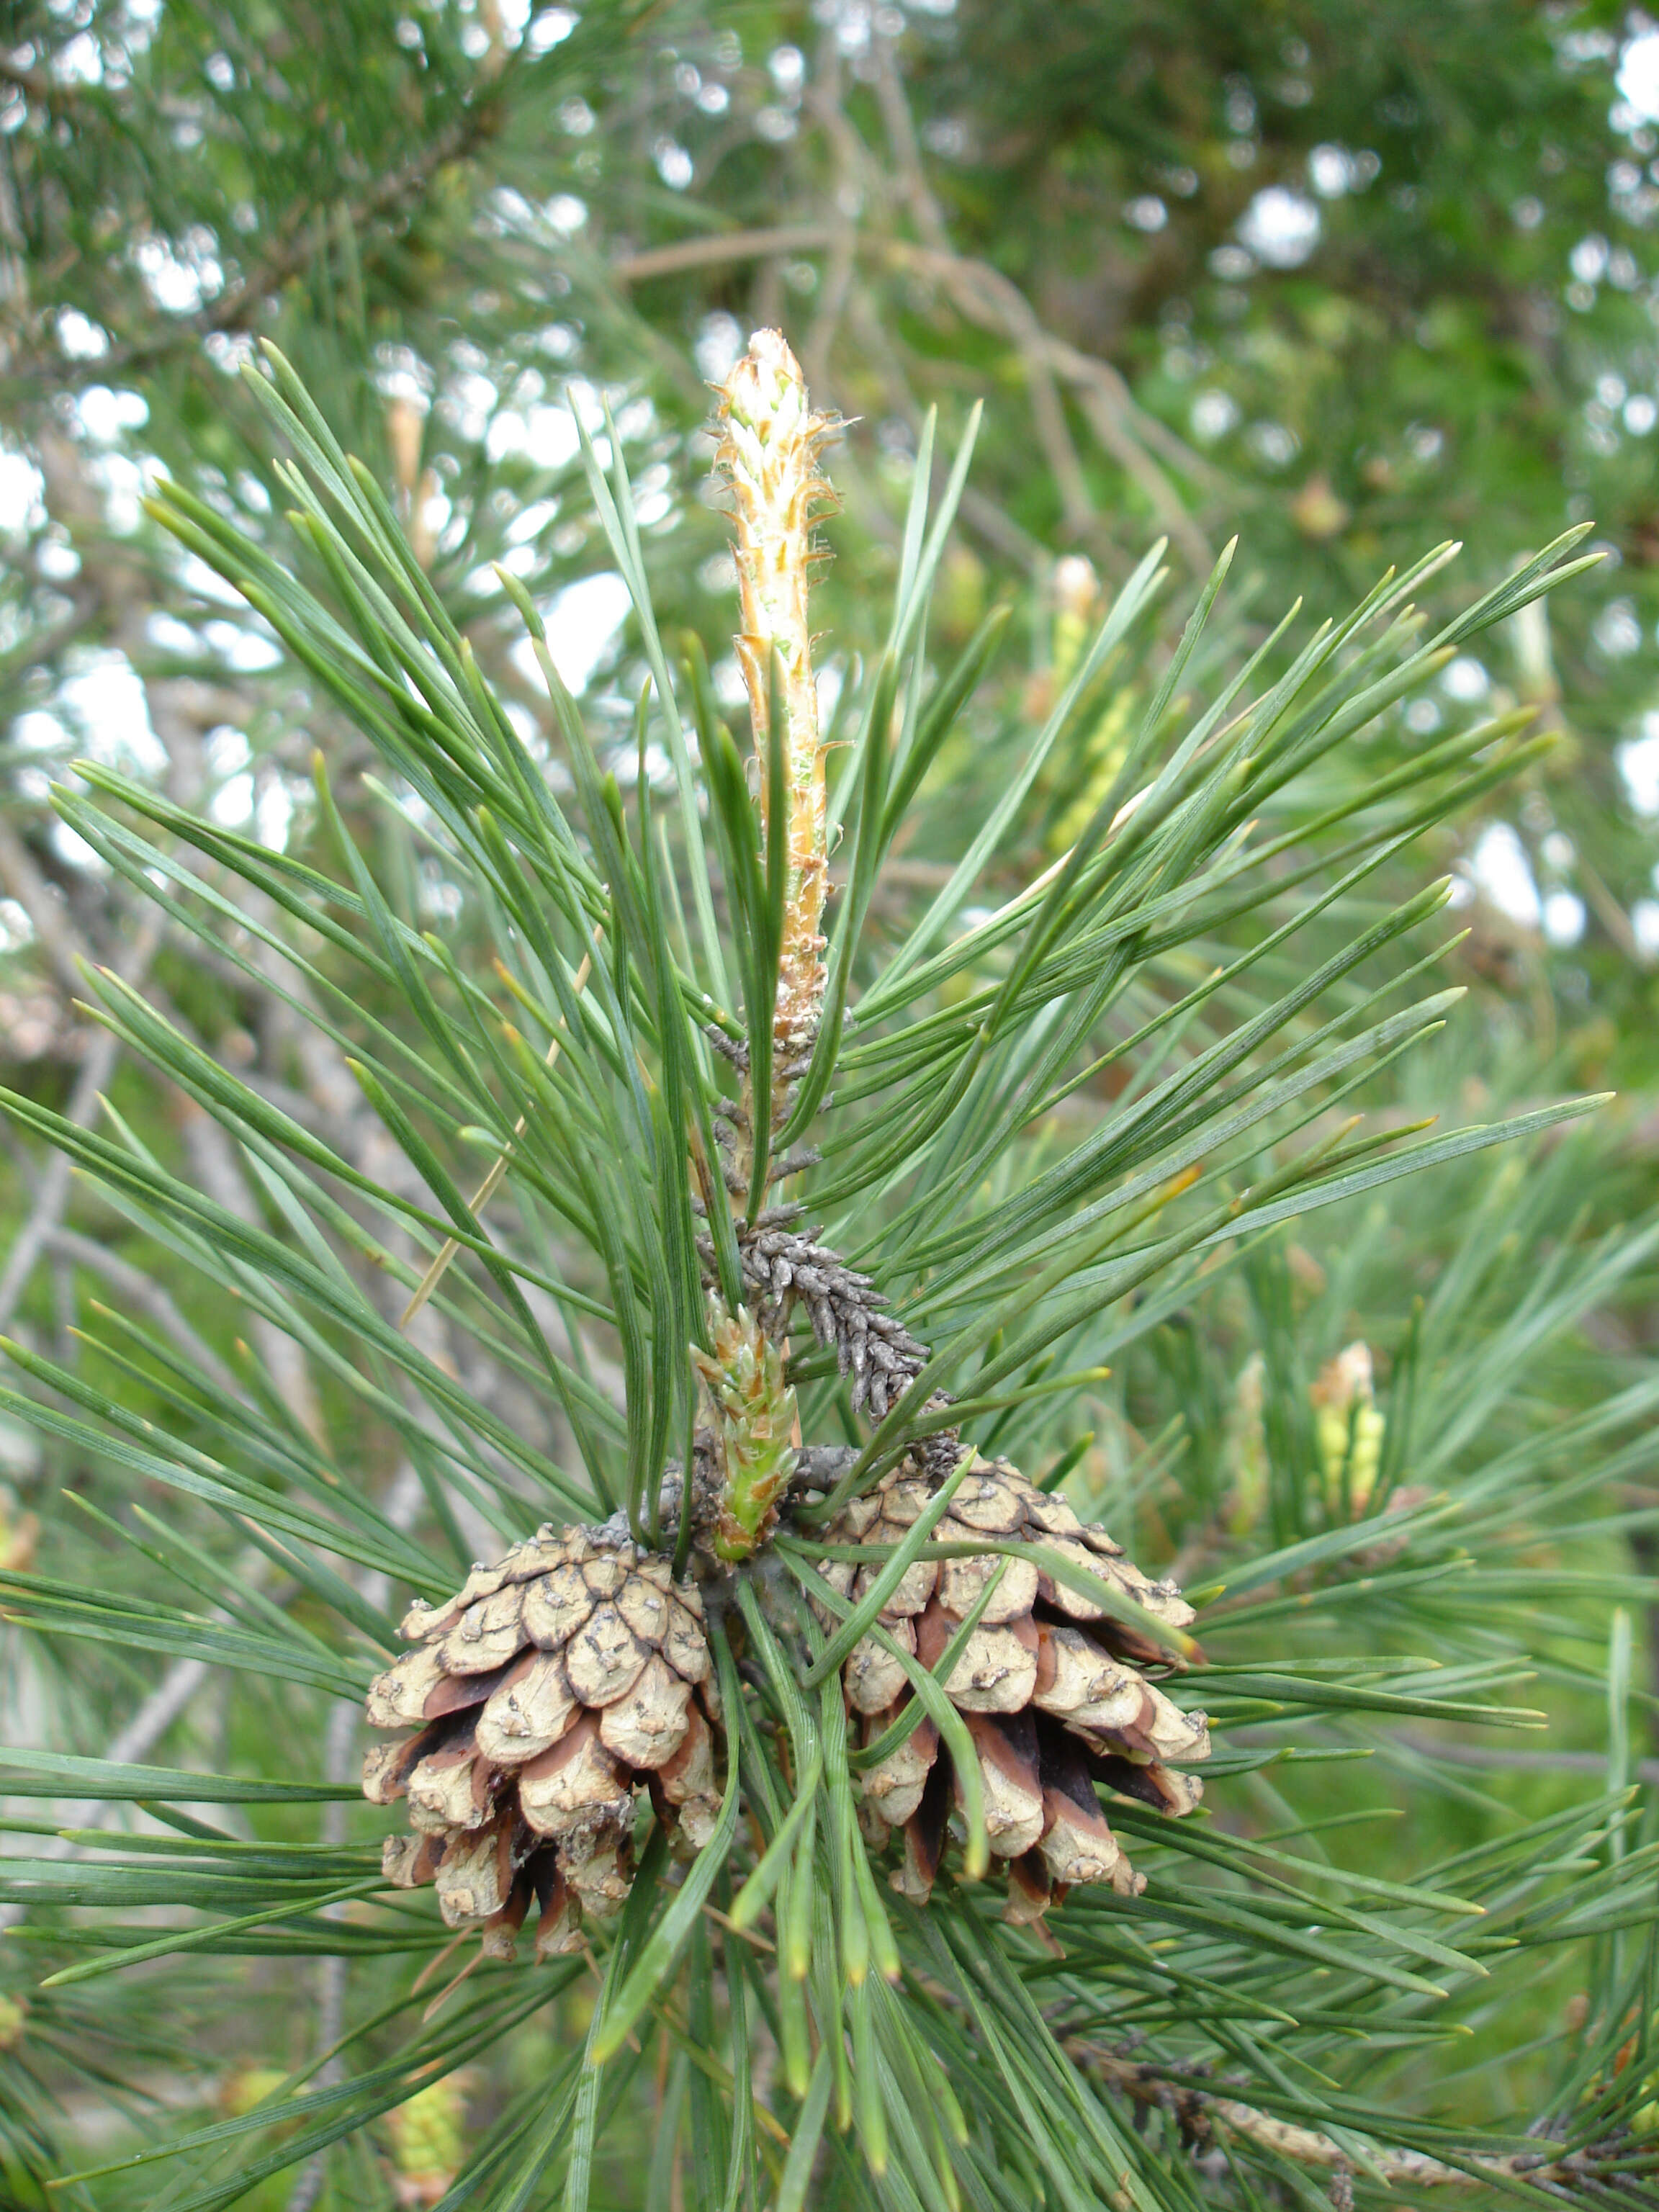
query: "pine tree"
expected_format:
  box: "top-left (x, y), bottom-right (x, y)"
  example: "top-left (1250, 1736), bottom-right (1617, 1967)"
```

top-left (0, 320), bottom-right (1651, 2210)
top-left (0, 7), bottom-right (1656, 2207)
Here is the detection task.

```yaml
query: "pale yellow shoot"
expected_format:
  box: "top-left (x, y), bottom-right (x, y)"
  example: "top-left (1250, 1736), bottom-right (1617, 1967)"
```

top-left (714, 328), bottom-right (838, 1060)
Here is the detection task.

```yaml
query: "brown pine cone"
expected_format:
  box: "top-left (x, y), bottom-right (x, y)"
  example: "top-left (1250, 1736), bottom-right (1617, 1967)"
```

top-left (363, 1526), bottom-right (720, 1961)
top-left (812, 1457), bottom-right (1210, 1923)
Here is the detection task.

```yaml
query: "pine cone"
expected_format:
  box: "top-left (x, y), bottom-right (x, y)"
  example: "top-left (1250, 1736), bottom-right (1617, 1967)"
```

top-left (363, 1526), bottom-right (720, 1960)
top-left (813, 1457), bottom-right (1210, 1923)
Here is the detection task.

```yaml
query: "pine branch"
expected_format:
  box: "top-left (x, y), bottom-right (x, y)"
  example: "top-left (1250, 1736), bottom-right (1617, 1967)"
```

top-left (1070, 2042), bottom-right (1652, 2196)
top-left (0, 55), bottom-right (513, 400)
top-left (0, 911), bottom-right (160, 1330)
top-left (0, 318), bottom-right (1643, 2208)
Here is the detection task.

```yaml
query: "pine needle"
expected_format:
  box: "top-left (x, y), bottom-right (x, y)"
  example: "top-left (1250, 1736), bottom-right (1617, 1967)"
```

top-left (397, 948), bottom-right (594, 1330)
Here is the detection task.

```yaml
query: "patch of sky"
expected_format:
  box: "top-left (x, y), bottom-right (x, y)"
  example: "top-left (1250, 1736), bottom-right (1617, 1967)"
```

top-left (509, 572), bottom-right (634, 697)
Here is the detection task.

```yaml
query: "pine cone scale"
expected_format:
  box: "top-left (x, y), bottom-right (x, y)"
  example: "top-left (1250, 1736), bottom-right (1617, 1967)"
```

top-left (1037, 1727), bottom-right (1131, 1890)
top-left (564, 1604), bottom-right (650, 1706)
top-left (894, 1758), bottom-right (953, 1902)
top-left (860, 1703), bottom-right (939, 1827)
top-left (408, 1731), bottom-right (494, 1835)
top-left (518, 1712), bottom-right (631, 1841)
top-left (655, 1703), bottom-right (722, 1848)
top-left (662, 1597), bottom-right (711, 1681)
top-left (855, 1552), bottom-right (937, 1617)
top-left (530, 1858), bottom-right (578, 1961)
top-left (474, 1651), bottom-right (577, 1765)
top-left (959, 1709), bottom-right (1046, 1859)
top-left (915, 1598), bottom-right (1038, 1714)
top-left (598, 1654), bottom-right (692, 1769)
top-left (441, 1586), bottom-right (529, 1674)
top-left (948, 1475), bottom-right (1028, 1535)
top-left (435, 1815), bottom-right (514, 1928)
top-left (938, 1549), bottom-right (1039, 1622)
top-left (382, 1832), bottom-right (442, 1889)
top-left (845, 1620), bottom-right (913, 1714)
top-left (423, 1658), bottom-right (517, 1722)
top-left (400, 1562), bottom-right (508, 1645)
top-left (521, 1563), bottom-right (594, 1648)
top-left (365, 1644), bottom-right (447, 1730)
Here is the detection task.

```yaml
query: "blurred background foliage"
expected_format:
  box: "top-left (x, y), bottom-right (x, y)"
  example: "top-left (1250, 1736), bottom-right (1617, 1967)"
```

top-left (13, 0), bottom-right (1659, 1068)
top-left (1, 0), bottom-right (1658, 2198)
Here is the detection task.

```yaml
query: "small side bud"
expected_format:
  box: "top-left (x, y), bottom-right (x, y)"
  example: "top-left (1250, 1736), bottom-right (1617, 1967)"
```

top-left (1310, 1341), bottom-right (1385, 1513)
top-left (694, 1299), bottom-right (799, 1561)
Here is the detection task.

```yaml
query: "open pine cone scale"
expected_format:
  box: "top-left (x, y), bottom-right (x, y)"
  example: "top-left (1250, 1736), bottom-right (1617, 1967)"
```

top-left (814, 1457), bottom-right (1210, 1924)
top-left (363, 1527), bottom-right (720, 1961)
